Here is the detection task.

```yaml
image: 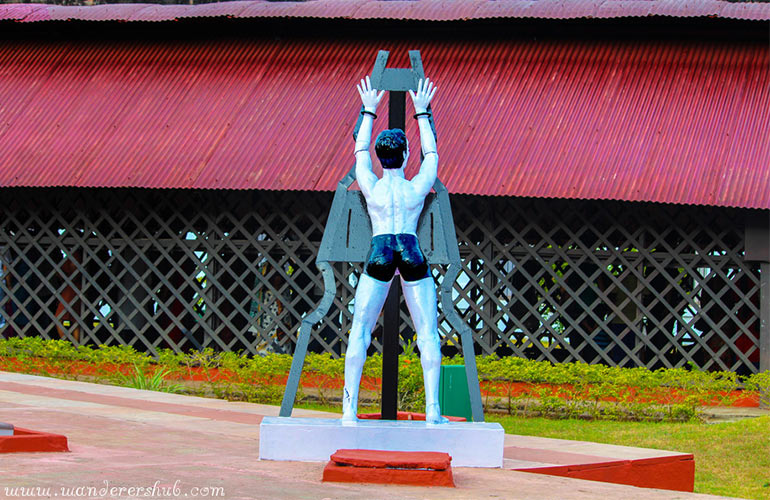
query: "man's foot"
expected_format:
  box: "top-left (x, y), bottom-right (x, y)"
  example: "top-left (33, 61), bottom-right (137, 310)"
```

top-left (341, 412), bottom-right (358, 425)
top-left (425, 403), bottom-right (449, 425)
top-left (342, 387), bottom-right (359, 424)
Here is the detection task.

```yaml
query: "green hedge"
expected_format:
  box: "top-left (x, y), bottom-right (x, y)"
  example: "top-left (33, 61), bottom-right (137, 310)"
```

top-left (0, 337), bottom-right (766, 421)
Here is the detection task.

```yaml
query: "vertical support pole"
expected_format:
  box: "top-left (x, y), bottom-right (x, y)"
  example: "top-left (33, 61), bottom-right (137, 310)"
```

top-left (381, 90), bottom-right (406, 420)
top-left (382, 283), bottom-right (401, 419)
top-left (119, 247), bottom-right (149, 339)
top-left (761, 262), bottom-right (769, 409)
top-left (761, 262), bottom-right (769, 371)
top-left (483, 238), bottom-right (495, 352)
top-left (744, 210), bottom-right (769, 408)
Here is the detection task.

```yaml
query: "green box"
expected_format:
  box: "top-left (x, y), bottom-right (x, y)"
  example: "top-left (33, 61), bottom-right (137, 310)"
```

top-left (439, 365), bottom-right (472, 422)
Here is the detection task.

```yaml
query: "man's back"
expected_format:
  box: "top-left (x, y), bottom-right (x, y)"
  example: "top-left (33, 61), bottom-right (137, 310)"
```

top-left (365, 174), bottom-right (426, 237)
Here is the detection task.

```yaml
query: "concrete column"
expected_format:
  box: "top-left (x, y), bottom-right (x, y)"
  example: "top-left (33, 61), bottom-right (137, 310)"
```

top-left (745, 211), bottom-right (770, 408)
top-left (760, 262), bottom-right (769, 374)
top-left (118, 247), bottom-right (149, 333)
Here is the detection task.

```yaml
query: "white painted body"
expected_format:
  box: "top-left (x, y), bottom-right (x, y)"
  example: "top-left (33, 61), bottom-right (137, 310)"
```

top-left (365, 171), bottom-right (425, 237)
top-left (342, 77), bottom-right (447, 424)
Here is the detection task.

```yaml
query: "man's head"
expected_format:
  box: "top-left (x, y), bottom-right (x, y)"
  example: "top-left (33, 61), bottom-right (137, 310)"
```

top-left (375, 129), bottom-right (408, 169)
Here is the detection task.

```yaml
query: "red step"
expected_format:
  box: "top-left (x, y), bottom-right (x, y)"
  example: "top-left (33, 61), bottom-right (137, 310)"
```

top-left (0, 427), bottom-right (69, 453)
top-left (323, 449), bottom-right (454, 487)
top-left (506, 445), bottom-right (695, 492)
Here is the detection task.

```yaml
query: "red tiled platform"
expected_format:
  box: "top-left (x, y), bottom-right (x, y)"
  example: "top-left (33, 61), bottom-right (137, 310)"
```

top-left (0, 427), bottom-right (69, 453)
top-left (1, 371), bottom-right (715, 497)
top-left (0, 381), bottom-right (263, 425)
top-left (505, 443), bottom-right (694, 492)
top-left (323, 449), bottom-right (454, 487)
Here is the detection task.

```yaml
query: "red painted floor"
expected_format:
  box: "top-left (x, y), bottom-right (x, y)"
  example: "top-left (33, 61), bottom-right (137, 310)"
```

top-left (0, 371), bottom-right (721, 499)
top-left (0, 381), bottom-right (263, 425)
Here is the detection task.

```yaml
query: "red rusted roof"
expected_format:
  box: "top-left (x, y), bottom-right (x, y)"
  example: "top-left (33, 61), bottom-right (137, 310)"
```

top-left (0, 38), bottom-right (768, 209)
top-left (1, 0), bottom-right (770, 23)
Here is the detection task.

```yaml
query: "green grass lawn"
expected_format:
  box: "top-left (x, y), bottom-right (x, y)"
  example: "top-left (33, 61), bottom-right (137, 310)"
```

top-left (295, 403), bottom-right (769, 500)
top-left (491, 415), bottom-right (770, 500)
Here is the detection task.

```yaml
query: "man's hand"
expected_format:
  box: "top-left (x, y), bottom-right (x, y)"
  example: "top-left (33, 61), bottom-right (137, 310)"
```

top-left (408, 77), bottom-right (437, 113)
top-left (409, 77), bottom-right (438, 196)
top-left (354, 76), bottom-right (382, 200)
top-left (357, 76), bottom-right (385, 113)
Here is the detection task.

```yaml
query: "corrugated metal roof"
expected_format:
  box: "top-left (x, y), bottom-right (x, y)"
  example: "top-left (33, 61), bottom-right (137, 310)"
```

top-left (0, 38), bottom-right (768, 209)
top-left (1, 0), bottom-right (769, 23)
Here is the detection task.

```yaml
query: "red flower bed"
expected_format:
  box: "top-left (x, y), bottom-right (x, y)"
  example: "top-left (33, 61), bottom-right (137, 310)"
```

top-left (0, 357), bottom-right (380, 391)
top-left (480, 381), bottom-right (759, 408)
top-left (0, 357), bottom-right (758, 408)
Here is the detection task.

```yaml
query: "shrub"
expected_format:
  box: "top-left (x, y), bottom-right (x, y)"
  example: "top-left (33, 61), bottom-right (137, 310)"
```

top-left (0, 337), bottom-right (763, 421)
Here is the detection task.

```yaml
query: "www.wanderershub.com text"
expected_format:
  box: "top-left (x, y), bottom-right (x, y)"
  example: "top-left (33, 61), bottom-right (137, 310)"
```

top-left (4, 480), bottom-right (225, 498)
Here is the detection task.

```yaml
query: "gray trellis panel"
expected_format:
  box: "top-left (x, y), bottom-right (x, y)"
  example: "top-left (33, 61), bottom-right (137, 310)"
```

top-left (0, 188), bottom-right (762, 374)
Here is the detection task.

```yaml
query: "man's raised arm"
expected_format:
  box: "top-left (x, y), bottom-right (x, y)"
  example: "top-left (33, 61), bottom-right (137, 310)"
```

top-left (354, 76), bottom-right (384, 199)
top-left (409, 78), bottom-right (438, 197)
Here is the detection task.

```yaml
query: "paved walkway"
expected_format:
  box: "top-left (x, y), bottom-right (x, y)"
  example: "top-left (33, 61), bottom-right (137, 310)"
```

top-left (702, 405), bottom-right (768, 423)
top-left (0, 372), bottom-right (740, 500)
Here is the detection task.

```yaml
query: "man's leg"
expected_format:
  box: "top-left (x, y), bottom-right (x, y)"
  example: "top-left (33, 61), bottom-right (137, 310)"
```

top-left (401, 276), bottom-right (449, 424)
top-left (342, 273), bottom-right (391, 422)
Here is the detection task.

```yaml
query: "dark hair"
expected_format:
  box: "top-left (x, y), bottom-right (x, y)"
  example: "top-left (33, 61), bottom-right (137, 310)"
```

top-left (375, 129), bottom-right (407, 169)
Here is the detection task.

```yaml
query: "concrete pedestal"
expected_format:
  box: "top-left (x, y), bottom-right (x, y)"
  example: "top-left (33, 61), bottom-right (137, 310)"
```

top-left (259, 417), bottom-right (504, 467)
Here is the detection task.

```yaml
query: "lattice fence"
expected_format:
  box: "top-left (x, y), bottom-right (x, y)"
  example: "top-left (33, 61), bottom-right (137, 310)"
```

top-left (0, 188), bottom-right (761, 373)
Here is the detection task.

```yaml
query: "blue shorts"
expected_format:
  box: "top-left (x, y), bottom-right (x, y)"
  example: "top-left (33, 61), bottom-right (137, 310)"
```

top-left (364, 233), bottom-right (429, 282)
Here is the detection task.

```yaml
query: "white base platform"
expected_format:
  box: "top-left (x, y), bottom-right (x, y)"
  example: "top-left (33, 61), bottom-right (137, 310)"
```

top-left (259, 417), bottom-right (504, 468)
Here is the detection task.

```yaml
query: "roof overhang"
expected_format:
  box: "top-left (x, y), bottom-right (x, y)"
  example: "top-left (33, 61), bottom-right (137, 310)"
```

top-left (0, 36), bottom-right (768, 209)
top-left (1, 0), bottom-right (769, 23)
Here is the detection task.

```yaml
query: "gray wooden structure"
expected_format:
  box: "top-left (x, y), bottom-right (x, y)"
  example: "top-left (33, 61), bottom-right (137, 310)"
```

top-left (278, 50), bottom-right (485, 421)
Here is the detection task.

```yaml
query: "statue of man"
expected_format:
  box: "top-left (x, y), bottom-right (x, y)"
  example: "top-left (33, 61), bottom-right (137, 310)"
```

top-left (342, 76), bottom-right (448, 424)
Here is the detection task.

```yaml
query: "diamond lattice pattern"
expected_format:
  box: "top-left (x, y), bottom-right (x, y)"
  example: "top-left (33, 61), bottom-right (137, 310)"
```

top-left (0, 189), bottom-right (760, 373)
